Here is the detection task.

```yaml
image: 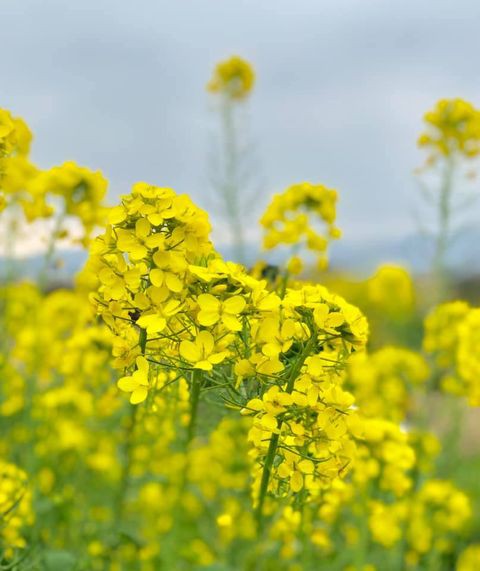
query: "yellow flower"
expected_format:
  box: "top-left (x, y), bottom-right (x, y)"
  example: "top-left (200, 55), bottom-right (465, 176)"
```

top-left (150, 251), bottom-right (186, 293)
top-left (263, 386), bottom-right (293, 416)
top-left (207, 56), bottom-right (255, 100)
top-left (313, 303), bottom-right (345, 331)
top-left (277, 450), bottom-right (315, 493)
top-left (457, 544), bottom-right (480, 571)
top-left (419, 98), bottom-right (480, 160)
top-left (287, 255), bottom-right (303, 275)
top-left (117, 356), bottom-right (150, 404)
top-left (235, 353), bottom-right (284, 380)
top-left (137, 299), bottom-right (183, 335)
top-left (367, 265), bottom-right (415, 317)
top-left (196, 294), bottom-right (246, 331)
top-left (260, 182), bottom-right (340, 271)
top-left (179, 331), bottom-right (227, 371)
top-left (258, 317), bottom-right (296, 357)
top-left (0, 109), bottom-right (15, 140)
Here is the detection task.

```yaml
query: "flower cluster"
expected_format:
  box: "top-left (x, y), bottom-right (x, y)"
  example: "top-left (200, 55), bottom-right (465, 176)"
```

top-left (0, 108), bottom-right (109, 279)
top-left (418, 98), bottom-right (480, 161)
top-left (0, 460), bottom-right (34, 559)
top-left (86, 182), bottom-right (368, 529)
top-left (29, 161), bottom-right (108, 244)
top-left (423, 301), bottom-right (480, 405)
top-left (207, 55), bottom-right (255, 100)
top-left (261, 182), bottom-right (341, 271)
top-left (0, 107), bottom-right (50, 220)
top-left (346, 347), bottom-right (429, 422)
top-left (457, 544), bottom-right (480, 571)
top-left (366, 264), bottom-right (416, 318)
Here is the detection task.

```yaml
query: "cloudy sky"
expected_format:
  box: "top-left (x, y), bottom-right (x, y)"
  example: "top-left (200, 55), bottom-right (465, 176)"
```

top-left (3, 0), bottom-right (480, 257)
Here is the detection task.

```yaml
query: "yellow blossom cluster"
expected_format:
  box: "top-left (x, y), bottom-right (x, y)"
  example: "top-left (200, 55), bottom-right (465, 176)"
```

top-left (207, 55), bottom-right (255, 100)
top-left (418, 98), bottom-right (480, 161)
top-left (366, 264), bottom-right (416, 317)
top-left (86, 181), bottom-right (368, 521)
top-left (29, 161), bottom-right (108, 243)
top-left (346, 347), bottom-right (429, 422)
top-left (0, 460), bottom-right (34, 559)
top-left (457, 544), bottom-right (480, 571)
top-left (0, 107), bottom-right (48, 219)
top-left (423, 301), bottom-right (480, 405)
top-left (269, 416), bottom-right (470, 569)
top-left (261, 182), bottom-right (341, 271)
top-left (0, 109), bottom-right (108, 261)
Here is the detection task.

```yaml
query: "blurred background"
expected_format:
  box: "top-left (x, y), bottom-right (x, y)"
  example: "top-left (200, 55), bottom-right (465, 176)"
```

top-left (3, 0), bottom-right (480, 274)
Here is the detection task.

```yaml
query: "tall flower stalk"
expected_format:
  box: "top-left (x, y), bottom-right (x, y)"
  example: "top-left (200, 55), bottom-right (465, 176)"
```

top-left (417, 98), bottom-right (480, 294)
top-left (207, 55), bottom-right (258, 264)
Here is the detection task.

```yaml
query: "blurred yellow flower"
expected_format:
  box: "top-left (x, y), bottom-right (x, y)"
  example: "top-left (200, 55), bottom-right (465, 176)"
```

top-left (207, 55), bottom-right (255, 100)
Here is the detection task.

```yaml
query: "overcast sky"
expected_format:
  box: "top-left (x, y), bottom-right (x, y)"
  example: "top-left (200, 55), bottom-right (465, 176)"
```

top-left (3, 0), bottom-right (480, 253)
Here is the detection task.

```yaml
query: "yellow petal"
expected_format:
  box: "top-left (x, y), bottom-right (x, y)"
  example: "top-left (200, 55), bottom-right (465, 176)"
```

top-left (222, 313), bottom-right (242, 331)
top-left (290, 471), bottom-right (303, 492)
top-left (244, 398), bottom-right (264, 414)
top-left (147, 285), bottom-right (170, 305)
top-left (298, 459), bottom-right (314, 475)
top-left (145, 233), bottom-right (165, 248)
top-left (148, 213), bottom-right (164, 226)
top-left (197, 293), bottom-right (220, 311)
top-left (196, 330), bottom-right (214, 355)
top-left (277, 462), bottom-right (291, 479)
top-left (164, 298), bottom-right (182, 315)
top-left (281, 319), bottom-right (296, 339)
top-left (135, 218), bottom-right (151, 239)
top-left (135, 356), bottom-right (149, 375)
top-left (194, 360), bottom-right (213, 371)
top-left (109, 206), bottom-right (127, 224)
top-left (150, 269), bottom-right (164, 287)
top-left (197, 310), bottom-right (219, 327)
top-left (165, 273), bottom-right (183, 293)
top-left (223, 295), bottom-right (246, 314)
top-left (130, 244), bottom-right (148, 261)
top-left (117, 376), bottom-right (137, 392)
top-left (262, 343), bottom-right (281, 357)
top-left (208, 351), bottom-right (227, 365)
top-left (130, 386), bottom-right (148, 404)
top-left (137, 314), bottom-right (166, 333)
top-left (257, 357), bottom-right (284, 375)
top-left (307, 385), bottom-right (319, 406)
top-left (260, 414), bottom-right (278, 432)
top-left (326, 312), bottom-right (345, 328)
top-left (180, 340), bottom-right (201, 363)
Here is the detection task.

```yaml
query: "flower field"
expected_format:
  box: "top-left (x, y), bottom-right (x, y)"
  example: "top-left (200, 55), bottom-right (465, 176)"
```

top-left (1, 57), bottom-right (480, 570)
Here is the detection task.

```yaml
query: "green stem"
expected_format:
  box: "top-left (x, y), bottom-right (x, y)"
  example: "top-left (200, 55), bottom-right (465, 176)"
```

top-left (439, 395), bottom-right (463, 474)
top-left (114, 404), bottom-right (137, 525)
top-left (176, 369), bottom-right (203, 501)
top-left (353, 496), bottom-right (370, 569)
top-left (254, 333), bottom-right (316, 534)
top-left (186, 369), bottom-right (202, 446)
top-left (221, 98), bottom-right (246, 264)
top-left (255, 430), bottom-right (280, 535)
top-left (432, 156), bottom-right (454, 296)
top-left (3, 203), bottom-right (21, 283)
top-left (169, 369), bottom-right (203, 558)
top-left (114, 327), bottom-right (147, 526)
top-left (39, 210), bottom-right (65, 290)
top-left (279, 270), bottom-right (290, 299)
top-left (138, 326), bottom-right (147, 355)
